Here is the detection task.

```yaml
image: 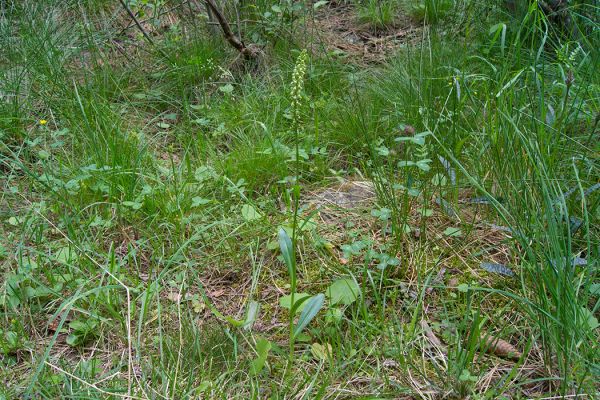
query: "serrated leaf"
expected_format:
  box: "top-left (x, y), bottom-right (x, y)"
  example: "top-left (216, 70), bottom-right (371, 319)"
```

top-left (293, 293), bottom-right (324, 339)
top-left (326, 278), bottom-right (360, 306)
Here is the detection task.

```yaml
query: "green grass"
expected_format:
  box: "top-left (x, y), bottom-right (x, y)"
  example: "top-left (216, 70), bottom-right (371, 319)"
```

top-left (356, 0), bottom-right (398, 29)
top-left (1, 0), bottom-right (598, 398)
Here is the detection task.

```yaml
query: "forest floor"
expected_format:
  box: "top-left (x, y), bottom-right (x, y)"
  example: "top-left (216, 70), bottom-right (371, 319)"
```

top-left (0, 1), bottom-right (598, 399)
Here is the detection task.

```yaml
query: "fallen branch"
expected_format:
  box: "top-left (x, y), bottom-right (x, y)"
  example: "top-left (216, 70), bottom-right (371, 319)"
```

top-left (118, 0), bottom-right (171, 60)
top-left (204, 0), bottom-right (259, 59)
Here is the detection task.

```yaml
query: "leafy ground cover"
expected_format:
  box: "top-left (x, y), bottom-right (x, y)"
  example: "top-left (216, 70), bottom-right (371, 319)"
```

top-left (0, 0), bottom-right (598, 398)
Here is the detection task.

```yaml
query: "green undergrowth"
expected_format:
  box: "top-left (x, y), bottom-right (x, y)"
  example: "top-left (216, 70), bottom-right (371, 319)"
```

top-left (1, 0), bottom-right (598, 398)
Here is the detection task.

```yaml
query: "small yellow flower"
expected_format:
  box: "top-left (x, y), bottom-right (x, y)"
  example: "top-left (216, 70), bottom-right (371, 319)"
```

top-left (39, 119), bottom-right (48, 125)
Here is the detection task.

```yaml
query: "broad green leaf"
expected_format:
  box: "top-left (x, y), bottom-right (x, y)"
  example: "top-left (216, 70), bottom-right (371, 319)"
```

top-left (279, 293), bottom-right (310, 314)
top-left (459, 369), bottom-right (478, 382)
top-left (326, 278), bottom-right (360, 306)
top-left (443, 227), bottom-right (462, 237)
top-left (193, 118), bottom-right (210, 126)
top-left (194, 166), bottom-right (214, 182)
top-left (580, 307), bottom-right (599, 331)
top-left (198, 381), bottom-right (211, 392)
top-left (419, 208), bottom-right (434, 217)
top-left (325, 307), bottom-right (343, 323)
top-left (241, 204), bottom-right (262, 221)
top-left (191, 197), bottom-right (210, 207)
top-left (313, 0), bottom-right (328, 9)
top-left (310, 342), bottom-right (332, 361)
top-left (299, 215), bottom-right (317, 231)
top-left (219, 83), bottom-right (234, 94)
top-left (457, 283), bottom-right (470, 292)
top-left (278, 228), bottom-right (296, 287)
top-left (293, 293), bottom-right (325, 338)
top-left (54, 246), bottom-right (75, 264)
top-left (250, 337), bottom-right (271, 375)
top-left (224, 316), bottom-right (245, 327)
top-left (243, 301), bottom-right (259, 330)
top-left (290, 294), bottom-right (313, 316)
top-left (122, 201), bottom-right (142, 210)
top-left (66, 333), bottom-right (81, 347)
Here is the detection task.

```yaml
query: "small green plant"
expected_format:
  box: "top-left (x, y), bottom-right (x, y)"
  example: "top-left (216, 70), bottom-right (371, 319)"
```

top-left (0, 320), bottom-right (28, 355)
top-left (278, 228), bottom-right (325, 362)
top-left (66, 317), bottom-right (99, 347)
top-left (357, 0), bottom-right (397, 29)
top-left (410, 0), bottom-right (452, 23)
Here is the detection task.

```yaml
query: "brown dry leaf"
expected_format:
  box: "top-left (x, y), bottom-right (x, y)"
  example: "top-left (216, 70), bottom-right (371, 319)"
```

top-left (447, 277), bottom-right (459, 287)
top-left (47, 314), bottom-right (70, 332)
top-left (167, 292), bottom-right (182, 303)
top-left (421, 320), bottom-right (444, 349)
top-left (403, 124), bottom-right (416, 136)
top-left (480, 334), bottom-right (522, 361)
top-left (47, 319), bottom-right (60, 333)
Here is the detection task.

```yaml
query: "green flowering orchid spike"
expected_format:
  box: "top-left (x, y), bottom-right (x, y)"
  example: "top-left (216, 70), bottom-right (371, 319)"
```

top-left (290, 49), bottom-right (308, 132)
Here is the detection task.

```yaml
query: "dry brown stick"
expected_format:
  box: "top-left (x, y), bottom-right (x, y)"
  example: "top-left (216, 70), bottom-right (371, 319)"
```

top-left (118, 0), bottom-right (156, 45)
top-left (204, 0), bottom-right (257, 59)
top-left (118, 0), bottom-right (171, 60)
top-left (119, 1), bottom-right (190, 35)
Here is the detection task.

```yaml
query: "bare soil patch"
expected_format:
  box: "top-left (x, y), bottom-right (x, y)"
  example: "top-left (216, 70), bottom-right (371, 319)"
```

top-left (310, 3), bottom-right (422, 63)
